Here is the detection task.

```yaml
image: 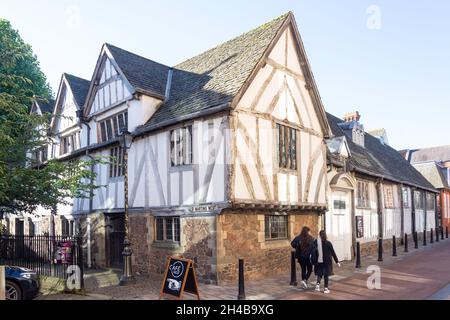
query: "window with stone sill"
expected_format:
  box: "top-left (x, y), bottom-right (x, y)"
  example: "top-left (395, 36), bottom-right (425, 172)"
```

top-left (264, 215), bottom-right (288, 240)
top-left (155, 217), bottom-right (180, 243)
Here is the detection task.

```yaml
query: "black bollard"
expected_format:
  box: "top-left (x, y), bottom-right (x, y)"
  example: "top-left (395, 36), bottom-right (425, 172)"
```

top-left (414, 232), bottom-right (419, 249)
top-left (446, 226), bottom-right (448, 239)
top-left (290, 251), bottom-right (297, 286)
top-left (378, 238), bottom-right (383, 262)
top-left (355, 242), bottom-right (362, 268)
top-left (404, 233), bottom-right (408, 253)
top-left (441, 226), bottom-right (444, 240)
top-left (392, 236), bottom-right (397, 257)
top-left (423, 230), bottom-right (427, 246)
top-left (237, 259), bottom-right (246, 300)
top-left (436, 227), bottom-right (440, 242)
top-left (431, 228), bottom-right (434, 243)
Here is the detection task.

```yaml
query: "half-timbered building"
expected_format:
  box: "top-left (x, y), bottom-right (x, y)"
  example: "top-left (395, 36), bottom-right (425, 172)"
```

top-left (62, 12), bottom-right (331, 281)
top-left (4, 12), bottom-right (440, 285)
top-left (401, 146), bottom-right (450, 231)
top-left (325, 112), bottom-right (438, 259)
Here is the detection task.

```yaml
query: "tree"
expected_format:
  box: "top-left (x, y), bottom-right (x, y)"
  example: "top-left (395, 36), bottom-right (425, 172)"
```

top-left (0, 19), bottom-right (100, 215)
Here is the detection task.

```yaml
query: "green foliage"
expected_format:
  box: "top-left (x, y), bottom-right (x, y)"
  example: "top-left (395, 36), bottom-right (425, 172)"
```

top-left (0, 19), bottom-right (101, 215)
top-left (0, 18), bottom-right (52, 101)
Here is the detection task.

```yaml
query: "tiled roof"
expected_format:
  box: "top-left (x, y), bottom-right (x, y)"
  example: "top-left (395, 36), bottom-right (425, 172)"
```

top-left (105, 43), bottom-right (170, 98)
top-left (64, 73), bottom-right (90, 108)
top-left (144, 13), bottom-right (289, 127)
top-left (38, 99), bottom-right (55, 114)
top-left (407, 145), bottom-right (450, 164)
top-left (413, 162), bottom-right (449, 189)
top-left (327, 113), bottom-right (436, 191)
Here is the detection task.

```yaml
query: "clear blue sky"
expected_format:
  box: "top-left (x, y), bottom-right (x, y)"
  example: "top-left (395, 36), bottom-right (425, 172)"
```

top-left (2, 0), bottom-right (449, 150)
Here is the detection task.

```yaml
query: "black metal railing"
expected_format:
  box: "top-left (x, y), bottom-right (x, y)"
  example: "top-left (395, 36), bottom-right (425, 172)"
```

top-left (0, 234), bottom-right (83, 282)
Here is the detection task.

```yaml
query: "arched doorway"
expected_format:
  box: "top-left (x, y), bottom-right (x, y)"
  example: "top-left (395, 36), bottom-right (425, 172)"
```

top-left (326, 173), bottom-right (356, 261)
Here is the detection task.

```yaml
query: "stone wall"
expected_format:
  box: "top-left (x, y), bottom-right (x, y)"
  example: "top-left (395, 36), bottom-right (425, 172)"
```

top-left (129, 213), bottom-right (218, 284)
top-left (359, 231), bottom-right (431, 257)
top-left (216, 210), bottom-right (320, 284)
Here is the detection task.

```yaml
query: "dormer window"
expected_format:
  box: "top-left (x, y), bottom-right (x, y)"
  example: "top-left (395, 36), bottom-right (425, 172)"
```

top-left (31, 146), bottom-right (48, 164)
top-left (91, 58), bottom-right (131, 113)
top-left (60, 132), bottom-right (80, 155)
top-left (99, 111), bottom-right (128, 143)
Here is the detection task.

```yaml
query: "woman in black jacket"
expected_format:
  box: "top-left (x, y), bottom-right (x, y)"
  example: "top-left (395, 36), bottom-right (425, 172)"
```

top-left (291, 226), bottom-right (314, 289)
top-left (311, 230), bottom-right (340, 294)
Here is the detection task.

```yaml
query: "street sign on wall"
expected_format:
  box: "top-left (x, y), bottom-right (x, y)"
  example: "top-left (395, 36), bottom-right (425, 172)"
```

top-left (159, 257), bottom-right (200, 300)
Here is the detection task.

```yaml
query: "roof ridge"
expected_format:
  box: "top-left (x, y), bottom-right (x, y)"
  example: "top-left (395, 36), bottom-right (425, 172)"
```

top-left (173, 12), bottom-right (290, 69)
top-left (104, 43), bottom-right (170, 69)
top-left (64, 73), bottom-right (90, 83)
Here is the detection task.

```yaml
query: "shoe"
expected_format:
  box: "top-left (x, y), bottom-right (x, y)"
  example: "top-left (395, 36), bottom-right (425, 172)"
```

top-left (315, 284), bottom-right (321, 292)
top-left (301, 280), bottom-right (308, 289)
top-left (324, 288), bottom-right (330, 294)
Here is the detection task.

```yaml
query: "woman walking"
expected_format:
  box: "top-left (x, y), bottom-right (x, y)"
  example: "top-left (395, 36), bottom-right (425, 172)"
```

top-left (312, 230), bottom-right (340, 294)
top-left (291, 226), bottom-right (314, 289)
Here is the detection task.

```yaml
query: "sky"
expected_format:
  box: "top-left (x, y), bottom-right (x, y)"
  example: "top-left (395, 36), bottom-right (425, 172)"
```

top-left (1, 0), bottom-right (449, 150)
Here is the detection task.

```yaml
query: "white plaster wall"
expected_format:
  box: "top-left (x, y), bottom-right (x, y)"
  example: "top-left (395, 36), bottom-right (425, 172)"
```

top-left (128, 115), bottom-right (227, 209)
top-left (233, 27), bottom-right (327, 205)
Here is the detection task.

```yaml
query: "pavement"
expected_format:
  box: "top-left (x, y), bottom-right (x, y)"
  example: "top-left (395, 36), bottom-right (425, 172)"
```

top-left (36, 238), bottom-right (450, 300)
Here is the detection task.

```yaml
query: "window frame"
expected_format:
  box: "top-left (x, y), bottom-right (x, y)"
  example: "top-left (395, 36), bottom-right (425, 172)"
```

top-left (414, 191), bottom-right (425, 210)
top-left (384, 185), bottom-right (395, 209)
top-left (276, 123), bottom-right (297, 171)
top-left (402, 187), bottom-right (410, 208)
top-left (59, 132), bottom-right (80, 155)
top-left (264, 215), bottom-right (289, 241)
top-left (99, 111), bottom-right (128, 143)
top-left (109, 146), bottom-right (124, 179)
top-left (426, 193), bottom-right (436, 211)
top-left (155, 217), bottom-right (181, 243)
top-left (356, 180), bottom-right (371, 209)
top-left (170, 125), bottom-right (193, 167)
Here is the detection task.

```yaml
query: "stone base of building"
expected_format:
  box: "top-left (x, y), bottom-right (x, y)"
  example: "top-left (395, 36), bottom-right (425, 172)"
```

top-left (127, 209), bottom-right (321, 286)
top-left (129, 212), bottom-right (218, 284)
top-left (216, 209), bottom-right (319, 284)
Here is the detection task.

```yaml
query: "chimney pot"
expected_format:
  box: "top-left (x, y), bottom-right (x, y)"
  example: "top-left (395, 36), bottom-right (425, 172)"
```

top-left (344, 111), bottom-right (361, 122)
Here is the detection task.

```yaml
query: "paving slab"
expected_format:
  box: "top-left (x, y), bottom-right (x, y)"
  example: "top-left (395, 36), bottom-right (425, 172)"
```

top-left (37, 239), bottom-right (450, 300)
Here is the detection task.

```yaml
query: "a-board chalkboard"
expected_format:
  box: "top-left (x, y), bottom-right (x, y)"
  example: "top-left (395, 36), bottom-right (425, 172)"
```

top-left (160, 257), bottom-right (200, 300)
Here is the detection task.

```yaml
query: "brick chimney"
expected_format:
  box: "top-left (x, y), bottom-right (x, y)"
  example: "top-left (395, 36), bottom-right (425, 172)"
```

top-left (343, 111), bottom-right (361, 123)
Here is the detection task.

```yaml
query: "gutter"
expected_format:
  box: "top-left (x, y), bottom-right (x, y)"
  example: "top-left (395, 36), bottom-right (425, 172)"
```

top-left (348, 164), bottom-right (438, 194)
top-left (133, 102), bottom-right (231, 138)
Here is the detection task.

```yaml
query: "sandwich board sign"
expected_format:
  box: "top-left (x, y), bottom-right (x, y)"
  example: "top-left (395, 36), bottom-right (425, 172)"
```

top-left (160, 257), bottom-right (200, 300)
top-left (0, 266), bottom-right (5, 300)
